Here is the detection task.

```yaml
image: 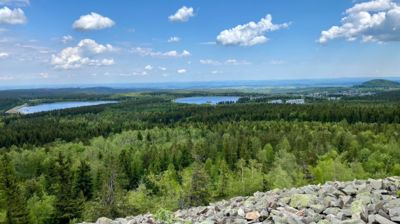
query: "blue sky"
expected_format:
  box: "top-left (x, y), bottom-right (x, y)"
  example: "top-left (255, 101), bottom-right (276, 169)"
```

top-left (0, 0), bottom-right (400, 86)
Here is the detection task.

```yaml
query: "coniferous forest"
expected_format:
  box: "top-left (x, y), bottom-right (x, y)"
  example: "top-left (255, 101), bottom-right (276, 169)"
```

top-left (0, 88), bottom-right (400, 223)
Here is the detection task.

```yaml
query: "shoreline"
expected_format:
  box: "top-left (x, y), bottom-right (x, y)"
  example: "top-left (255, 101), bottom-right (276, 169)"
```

top-left (5, 103), bottom-right (28, 114)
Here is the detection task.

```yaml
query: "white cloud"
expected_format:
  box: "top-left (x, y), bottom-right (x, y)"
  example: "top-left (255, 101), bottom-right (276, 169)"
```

top-left (144, 65), bottom-right (153, 71)
top-left (200, 59), bottom-right (221, 65)
top-left (51, 39), bottom-right (114, 70)
top-left (318, 0), bottom-right (400, 43)
top-left (169, 6), bottom-right (194, 22)
top-left (217, 14), bottom-right (289, 46)
top-left (73, 12), bottom-right (115, 31)
top-left (211, 70), bottom-right (223, 74)
top-left (119, 70), bottom-right (148, 77)
top-left (38, 72), bottom-right (48, 79)
top-left (133, 47), bottom-right (191, 58)
top-left (168, 36), bottom-right (181, 43)
top-left (200, 58), bottom-right (250, 66)
top-left (224, 59), bottom-right (250, 65)
top-left (0, 0), bottom-right (29, 6)
top-left (159, 66), bottom-right (167, 71)
top-left (177, 68), bottom-right (187, 74)
top-left (217, 15), bottom-right (289, 46)
top-left (0, 7), bottom-right (26, 24)
top-left (61, 35), bottom-right (73, 44)
top-left (0, 52), bottom-right (9, 59)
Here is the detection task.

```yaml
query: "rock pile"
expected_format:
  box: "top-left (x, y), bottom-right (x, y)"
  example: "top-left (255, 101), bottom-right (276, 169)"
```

top-left (86, 177), bottom-right (400, 224)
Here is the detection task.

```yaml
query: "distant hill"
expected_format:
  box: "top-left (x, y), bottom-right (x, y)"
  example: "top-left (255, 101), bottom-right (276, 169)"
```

top-left (358, 79), bottom-right (400, 88)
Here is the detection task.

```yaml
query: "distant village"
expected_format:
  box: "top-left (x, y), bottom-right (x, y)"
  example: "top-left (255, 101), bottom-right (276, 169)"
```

top-left (266, 90), bottom-right (377, 105)
top-left (268, 99), bottom-right (305, 104)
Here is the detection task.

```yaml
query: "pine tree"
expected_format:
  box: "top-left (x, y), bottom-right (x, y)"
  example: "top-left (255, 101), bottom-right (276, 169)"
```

top-left (0, 154), bottom-right (29, 224)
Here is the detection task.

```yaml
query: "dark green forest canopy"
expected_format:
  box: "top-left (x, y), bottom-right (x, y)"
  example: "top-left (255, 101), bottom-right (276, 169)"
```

top-left (1, 97), bottom-right (400, 148)
top-left (0, 89), bottom-right (400, 223)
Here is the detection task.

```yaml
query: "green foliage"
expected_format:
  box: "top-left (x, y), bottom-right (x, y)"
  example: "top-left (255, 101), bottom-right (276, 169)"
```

top-left (74, 160), bottom-right (94, 200)
top-left (53, 152), bottom-right (81, 223)
top-left (1, 92), bottom-right (400, 222)
top-left (154, 208), bottom-right (175, 224)
top-left (312, 151), bottom-right (353, 183)
top-left (0, 154), bottom-right (29, 224)
top-left (266, 148), bottom-right (305, 189)
top-left (186, 163), bottom-right (210, 207)
top-left (27, 194), bottom-right (55, 224)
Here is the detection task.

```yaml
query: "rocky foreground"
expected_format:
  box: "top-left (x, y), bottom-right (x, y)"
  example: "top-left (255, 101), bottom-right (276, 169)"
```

top-left (88, 177), bottom-right (400, 224)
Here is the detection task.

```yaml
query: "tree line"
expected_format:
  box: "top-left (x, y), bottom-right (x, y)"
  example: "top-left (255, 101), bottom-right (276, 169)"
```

top-left (1, 98), bottom-right (400, 148)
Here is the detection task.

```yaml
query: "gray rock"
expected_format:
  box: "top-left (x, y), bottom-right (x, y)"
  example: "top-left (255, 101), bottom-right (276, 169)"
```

top-left (388, 207), bottom-right (400, 222)
top-left (369, 179), bottom-right (383, 190)
top-left (80, 177), bottom-right (400, 224)
top-left (96, 217), bottom-right (113, 224)
top-left (323, 207), bottom-right (341, 216)
top-left (374, 214), bottom-right (396, 224)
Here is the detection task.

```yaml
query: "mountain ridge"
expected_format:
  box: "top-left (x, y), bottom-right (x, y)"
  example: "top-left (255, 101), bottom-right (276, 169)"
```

top-left (357, 79), bottom-right (400, 88)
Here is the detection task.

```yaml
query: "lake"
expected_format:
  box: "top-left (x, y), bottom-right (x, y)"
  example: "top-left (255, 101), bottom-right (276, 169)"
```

top-left (16, 101), bottom-right (118, 114)
top-left (174, 96), bottom-right (240, 105)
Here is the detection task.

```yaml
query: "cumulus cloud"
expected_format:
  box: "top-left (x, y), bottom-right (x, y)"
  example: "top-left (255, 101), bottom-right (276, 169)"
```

top-left (144, 65), bottom-right (153, 71)
top-left (73, 12), bottom-right (115, 31)
top-left (51, 39), bottom-right (114, 70)
top-left (133, 47), bottom-right (191, 58)
top-left (177, 68), bottom-right (187, 74)
top-left (0, 52), bottom-right (9, 59)
top-left (169, 6), bottom-right (194, 22)
top-left (61, 35), bottom-right (73, 44)
top-left (216, 14), bottom-right (289, 46)
top-left (318, 0), bottom-right (400, 43)
top-left (168, 36), bottom-right (181, 43)
top-left (0, 7), bottom-right (26, 24)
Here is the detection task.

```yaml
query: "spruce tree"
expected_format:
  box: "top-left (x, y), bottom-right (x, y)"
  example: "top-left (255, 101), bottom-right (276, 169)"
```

top-left (53, 152), bottom-right (79, 223)
top-left (188, 162), bottom-right (210, 207)
top-left (74, 160), bottom-right (93, 200)
top-left (0, 154), bottom-right (28, 224)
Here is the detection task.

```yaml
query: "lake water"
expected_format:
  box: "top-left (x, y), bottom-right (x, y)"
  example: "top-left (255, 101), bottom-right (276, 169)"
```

top-left (17, 101), bottom-right (118, 114)
top-left (174, 96), bottom-right (240, 105)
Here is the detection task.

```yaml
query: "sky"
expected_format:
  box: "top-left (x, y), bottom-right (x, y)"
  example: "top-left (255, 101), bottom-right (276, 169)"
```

top-left (0, 0), bottom-right (400, 86)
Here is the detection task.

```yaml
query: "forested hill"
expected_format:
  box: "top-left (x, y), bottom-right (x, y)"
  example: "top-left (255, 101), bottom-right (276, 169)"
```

top-left (357, 79), bottom-right (400, 88)
top-left (83, 177), bottom-right (400, 224)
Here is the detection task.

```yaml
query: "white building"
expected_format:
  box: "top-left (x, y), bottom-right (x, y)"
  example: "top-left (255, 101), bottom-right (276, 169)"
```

top-left (268, 99), bottom-right (283, 104)
top-left (286, 99), bottom-right (305, 104)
